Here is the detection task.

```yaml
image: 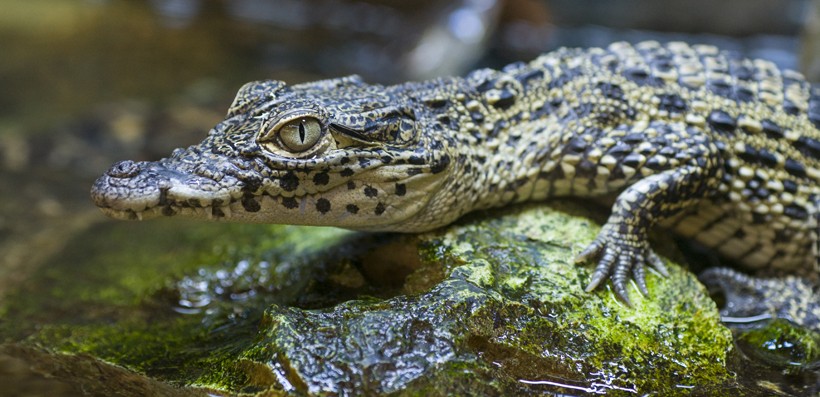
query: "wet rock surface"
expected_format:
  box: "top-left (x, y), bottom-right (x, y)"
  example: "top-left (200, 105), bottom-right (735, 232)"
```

top-left (12, 202), bottom-right (815, 396)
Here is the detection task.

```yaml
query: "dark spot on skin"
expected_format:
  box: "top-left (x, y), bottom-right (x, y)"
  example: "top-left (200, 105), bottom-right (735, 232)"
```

top-left (346, 204), bottom-right (359, 214)
top-left (784, 203), bottom-right (809, 220)
top-left (316, 198), bottom-right (331, 214)
top-left (340, 157), bottom-right (351, 165)
top-left (364, 186), bottom-right (378, 198)
top-left (375, 202), bottom-right (386, 215)
top-left (408, 156), bottom-right (425, 165)
top-left (430, 154), bottom-right (451, 174)
top-left (734, 228), bottom-right (747, 239)
top-left (735, 87), bottom-right (755, 102)
top-left (645, 156), bottom-right (665, 170)
top-left (241, 176), bottom-right (262, 193)
top-left (577, 159), bottom-right (595, 174)
top-left (782, 179), bottom-right (798, 193)
top-left (313, 172), bottom-right (329, 186)
top-left (280, 171), bottom-right (299, 192)
top-left (596, 82), bottom-right (624, 100)
top-left (607, 143), bottom-right (632, 157)
top-left (407, 168), bottom-right (423, 176)
top-left (475, 78), bottom-right (494, 92)
top-left (566, 137), bottom-right (587, 153)
top-left (282, 197), bottom-right (298, 209)
top-left (347, 181), bottom-right (356, 190)
top-left (784, 158), bottom-right (807, 178)
top-left (241, 195), bottom-right (261, 212)
top-left (761, 120), bottom-right (784, 139)
top-left (492, 90), bottom-right (516, 109)
top-left (340, 168), bottom-right (354, 177)
top-left (425, 98), bottom-right (448, 108)
top-left (623, 133), bottom-right (645, 144)
top-left (395, 183), bottom-right (406, 196)
top-left (622, 153), bottom-right (643, 168)
top-left (381, 156), bottom-right (392, 164)
top-left (623, 67), bottom-right (664, 87)
top-left (783, 100), bottom-right (800, 115)
top-left (756, 149), bottom-right (778, 167)
top-left (795, 136), bottom-right (820, 158)
top-left (809, 93), bottom-right (820, 128)
top-left (752, 212), bottom-right (768, 224)
top-left (707, 80), bottom-right (733, 98)
top-left (737, 146), bottom-right (759, 163)
top-left (657, 94), bottom-right (687, 113)
top-left (707, 110), bottom-right (736, 135)
top-left (517, 69), bottom-right (543, 86)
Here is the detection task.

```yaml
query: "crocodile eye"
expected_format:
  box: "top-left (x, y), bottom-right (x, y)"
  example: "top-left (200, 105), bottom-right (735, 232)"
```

top-left (278, 117), bottom-right (322, 152)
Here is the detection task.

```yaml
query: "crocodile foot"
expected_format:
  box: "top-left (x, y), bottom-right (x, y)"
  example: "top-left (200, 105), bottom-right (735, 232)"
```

top-left (576, 224), bottom-right (669, 305)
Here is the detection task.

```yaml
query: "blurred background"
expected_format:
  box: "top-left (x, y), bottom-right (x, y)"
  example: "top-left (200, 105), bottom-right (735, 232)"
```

top-left (1, 0), bottom-right (817, 318)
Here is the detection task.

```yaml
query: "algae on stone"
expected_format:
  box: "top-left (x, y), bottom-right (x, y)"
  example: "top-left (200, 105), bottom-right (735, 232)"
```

top-left (9, 201), bottom-right (801, 395)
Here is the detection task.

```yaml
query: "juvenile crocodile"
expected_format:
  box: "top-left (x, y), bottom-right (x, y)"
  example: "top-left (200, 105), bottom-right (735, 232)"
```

top-left (91, 41), bottom-right (819, 305)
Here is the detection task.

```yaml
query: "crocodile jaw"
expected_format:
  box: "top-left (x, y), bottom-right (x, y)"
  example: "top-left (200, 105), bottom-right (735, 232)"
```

top-left (91, 159), bottom-right (237, 221)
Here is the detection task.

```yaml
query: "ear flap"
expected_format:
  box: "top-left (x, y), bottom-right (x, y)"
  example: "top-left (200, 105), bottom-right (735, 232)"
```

top-left (291, 75), bottom-right (365, 91)
top-left (227, 80), bottom-right (287, 117)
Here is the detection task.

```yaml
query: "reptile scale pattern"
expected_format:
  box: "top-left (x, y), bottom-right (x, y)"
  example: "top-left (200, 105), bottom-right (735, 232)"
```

top-left (91, 41), bottom-right (819, 306)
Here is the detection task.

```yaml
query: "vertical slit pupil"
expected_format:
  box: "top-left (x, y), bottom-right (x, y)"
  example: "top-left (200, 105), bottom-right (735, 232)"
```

top-left (298, 121), bottom-right (306, 143)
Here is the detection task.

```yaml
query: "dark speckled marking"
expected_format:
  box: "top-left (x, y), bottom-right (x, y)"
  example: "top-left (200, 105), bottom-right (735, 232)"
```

top-left (340, 168), bottom-right (354, 177)
top-left (364, 186), bottom-right (378, 198)
top-left (281, 197), bottom-right (298, 209)
top-left (280, 171), bottom-right (299, 192)
top-left (657, 94), bottom-right (687, 113)
top-left (316, 198), bottom-right (331, 214)
top-left (492, 90), bottom-right (516, 109)
top-left (313, 172), bottom-right (330, 186)
top-left (707, 110), bottom-right (736, 135)
top-left (795, 136), bottom-right (820, 158)
top-left (346, 204), bottom-right (359, 214)
top-left (375, 202), bottom-right (386, 215)
top-left (395, 183), bottom-right (406, 196)
top-left (761, 119), bottom-right (784, 139)
top-left (784, 158), bottom-right (807, 178)
top-left (241, 195), bottom-right (261, 212)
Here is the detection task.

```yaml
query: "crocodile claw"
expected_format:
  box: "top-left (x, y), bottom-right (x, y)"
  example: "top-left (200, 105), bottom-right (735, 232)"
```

top-left (576, 225), bottom-right (668, 305)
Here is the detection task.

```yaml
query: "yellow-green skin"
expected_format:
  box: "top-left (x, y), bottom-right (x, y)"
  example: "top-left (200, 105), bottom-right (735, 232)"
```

top-left (91, 41), bottom-right (819, 304)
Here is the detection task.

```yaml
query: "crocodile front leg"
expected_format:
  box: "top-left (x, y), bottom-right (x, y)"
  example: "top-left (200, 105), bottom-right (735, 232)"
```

top-left (577, 134), bottom-right (720, 304)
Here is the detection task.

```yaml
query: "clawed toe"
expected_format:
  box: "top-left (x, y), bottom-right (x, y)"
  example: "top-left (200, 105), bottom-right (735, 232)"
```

top-left (577, 230), bottom-right (667, 305)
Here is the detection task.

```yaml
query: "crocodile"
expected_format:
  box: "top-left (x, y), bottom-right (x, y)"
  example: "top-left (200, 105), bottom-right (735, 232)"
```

top-left (91, 41), bottom-right (819, 309)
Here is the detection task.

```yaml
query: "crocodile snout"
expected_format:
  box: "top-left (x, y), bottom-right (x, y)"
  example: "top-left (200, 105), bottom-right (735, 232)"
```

top-left (106, 160), bottom-right (141, 179)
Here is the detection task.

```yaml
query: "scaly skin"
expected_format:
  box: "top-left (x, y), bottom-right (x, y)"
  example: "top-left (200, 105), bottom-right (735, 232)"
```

top-left (91, 41), bottom-right (819, 308)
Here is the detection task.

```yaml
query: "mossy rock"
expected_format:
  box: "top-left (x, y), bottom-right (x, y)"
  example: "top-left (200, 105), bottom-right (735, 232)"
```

top-left (6, 201), bottom-right (781, 395)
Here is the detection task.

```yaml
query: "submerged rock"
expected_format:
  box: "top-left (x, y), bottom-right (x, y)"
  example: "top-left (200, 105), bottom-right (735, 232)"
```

top-left (6, 202), bottom-right (817, 395)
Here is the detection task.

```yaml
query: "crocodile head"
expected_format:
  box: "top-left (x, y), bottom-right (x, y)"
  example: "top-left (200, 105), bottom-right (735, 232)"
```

top-left (90, 76), bottom-right (459, 231)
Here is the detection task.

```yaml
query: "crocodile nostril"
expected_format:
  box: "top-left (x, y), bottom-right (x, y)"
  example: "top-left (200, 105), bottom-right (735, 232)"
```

top-left (107, 160), bottom-right (140, 178)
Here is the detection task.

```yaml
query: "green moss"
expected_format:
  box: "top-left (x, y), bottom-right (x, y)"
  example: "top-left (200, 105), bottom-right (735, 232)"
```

top-left (736, 319), bottom-right (820, 370)
top-left (10, 201), bottom-right (806, 395)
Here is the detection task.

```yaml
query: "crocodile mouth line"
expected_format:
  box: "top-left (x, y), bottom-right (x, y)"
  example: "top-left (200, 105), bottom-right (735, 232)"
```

top-left (98, 203), bottom-right (236, 221)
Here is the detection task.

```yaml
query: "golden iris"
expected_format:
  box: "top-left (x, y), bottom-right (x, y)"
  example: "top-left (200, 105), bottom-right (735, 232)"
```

top-left (277, 117), bottom-right (322, 152)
